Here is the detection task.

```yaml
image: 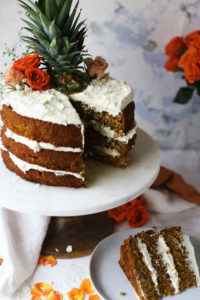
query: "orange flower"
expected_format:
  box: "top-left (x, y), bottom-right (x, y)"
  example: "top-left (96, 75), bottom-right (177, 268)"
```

top-left (46, 290), bottom-right (63, 300)
top-left (31, 296), bottom-right (41, 300)
top-left (185, 30), bottom-right (200, 49)
top-left (165, 36), bottom-right (186, 56)
top-left (38, 255), bottom-right (57, 267)
top-left (87, 56), bottom-right (108, 78)
top-left (80, 279), bottom-right (95, 294)
top-left (88, 295), bottom-right (101, 300)
top-left (0, 258), bottom-right (3, 265)
top-left (184, 62), bottom-right (200, 84)
top-left (67, 288), bottom-right (85, 300)
top-left (165, 55), bottom-right (179, 72)
top-left (13, 54), bottom-right (41, 72)
top-left (108, 204), bottom-right (129, 223)
top-left (130, 195), bottom-right (147, 208)
top-left (127, 205), bottom-right (150, 228)
top-left (178, 47), bottom-right (200, 69)
top-left (4, 67), bottom-right (26, 88)
top-left (31, 282), bottom-right (52, 296)
top-left (25, 68), bottom-right (50, 90)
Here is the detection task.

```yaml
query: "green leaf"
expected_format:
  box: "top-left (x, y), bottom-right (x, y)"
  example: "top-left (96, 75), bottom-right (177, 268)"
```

top-left (50, 37), bottom-right (58, 53)
top-left (173, 87), bottom-right (194, 104)
top-left (18, 1), bottom-right (41, 24)
top-left (39, 12), bottom-right (51, 35)
top-left (56, 0), bottom-right (70, 27)
top-left (49, 20), bottom-right (62, 40)
top-left (22, 19), bottom-right (49, 39)
top-left (63, 1), bottom-right (79, 35)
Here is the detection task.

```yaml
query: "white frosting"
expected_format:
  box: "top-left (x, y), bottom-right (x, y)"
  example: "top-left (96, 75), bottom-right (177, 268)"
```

top-left (94, 146), bottom-right (119, 157)
top-left (182, 234), bottom-right (200, 287)
top-left (9, 152), bottom-right (84, 180)
top-left (5, 128), bottom-right (82, 153)
top-left (137, 238), bottom-right (159, 293)
top-left (157, 236), bottom-right (180, 294)
top-left (2, 89), bottom-right (83, 126)
top-left (89, 120), bottom-right (137, 143)
top-left (70, 77), bottom-right (134, 116)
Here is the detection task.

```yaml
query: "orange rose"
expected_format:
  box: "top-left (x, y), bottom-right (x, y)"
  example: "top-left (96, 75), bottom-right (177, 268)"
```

top-left (4, 67), bottom-right (26, 88)
top-left (165, 55), bottom-right (179, 72)
top-left (13, 54), bottom-right (41, 72)
top-left (185, 30), bottom-right (200, 49)
top-left (184, 62), bottom-right (200, 84)
top-left (88, 56), bottom-right (108, 78)
top-left (165, 36), bottom-right (186, 56)
top-left (178, 47), bottom-right (200, 69)
top-left (127, 205), bottom-right (150, 228)
top-left (108, 204), bottom-right (129, 223)
top-left (25, 68), bottom-right (50, 90)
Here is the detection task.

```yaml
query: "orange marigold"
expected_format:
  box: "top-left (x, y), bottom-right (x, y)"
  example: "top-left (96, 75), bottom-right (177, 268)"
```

top-left (165, 55), bottom-right (179, 72)
top-left (165, 36), bottom-right (186, 56)
top-left (13, 54), bottom-right (41, 71)
top-left (185, 30), bottom-right (200, 49)
top-left (184, 62), bottom-right (200, 84)
top-left (178, 47), bottom-right (200, 69)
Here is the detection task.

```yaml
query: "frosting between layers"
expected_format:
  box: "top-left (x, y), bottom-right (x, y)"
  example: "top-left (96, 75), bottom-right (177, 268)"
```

top-left (5, 128), bottom-right (82, 153)
top-left (182, 234), bottom-right (200, 287)
top-left (2, 89), bottom-right (83, 126)
top-left (94, 146), bottom-right (120, 157)
top-left (157, 236), bottom-right (180, 294)
top-left (89, 120), bottom-right (137, 143)
top-left (70, 77), bottom-right (134, 116)
top-left (8, 152), bottom-right (84, 180)
top-left (137, 238), bottom-right (159, 293)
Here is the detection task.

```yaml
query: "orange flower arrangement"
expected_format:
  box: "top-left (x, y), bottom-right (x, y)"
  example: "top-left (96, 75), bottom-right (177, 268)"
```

top-left (165, 30), bottom-right (200, 104)
top-left (4, 53), bottom-right (51, 91)
top-left (108, 195), bottom-right (150, 228)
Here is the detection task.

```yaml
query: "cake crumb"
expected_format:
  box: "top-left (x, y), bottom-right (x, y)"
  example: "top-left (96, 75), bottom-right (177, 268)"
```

top-left (55, 248), bottom-right (59, 253)
top-left (120, 292), bottom-right (126, 296)
top-left (66, 245), bottom-right (73, 253)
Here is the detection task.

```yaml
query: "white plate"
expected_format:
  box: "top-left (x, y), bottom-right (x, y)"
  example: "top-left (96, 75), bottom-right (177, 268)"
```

top-left (90, 228), bottom-right (200, 300)
top-left (0, 129), bottom-right (160, 216)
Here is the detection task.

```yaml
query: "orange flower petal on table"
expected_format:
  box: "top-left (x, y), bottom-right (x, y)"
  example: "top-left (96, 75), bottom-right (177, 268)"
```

top-left (0, 258), bottom-right (3, 265)
top-left (165, 36), bottom-right (186, 56)
top-left (31, 282), bottom-right (53, 296)
top-left (38, 255), bottom-right (57, 267)
top-left (88, 295), bottom-right (101, 300)
top-left (31, 296), bottom-right (42, 300)
top-left (108, 204), bottom-right (129, 223)
top-left (184, 62), bottom-right (200, 84)
top-left (67, 288), bottom-right (85, 300)
top-left (127, 205), bottom-right (150, 228)
top-left (185, 30), bottom-right (200, 49)
top-left (80, 278), bottom-right (95, 294)
top-left (46, 290), bottom-right (63, 300)
top-left (130, 195), bottom-right (147, 208)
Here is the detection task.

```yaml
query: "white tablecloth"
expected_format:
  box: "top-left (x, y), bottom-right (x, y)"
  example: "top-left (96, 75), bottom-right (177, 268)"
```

top-left (0, 149), bottom-right (200, 300)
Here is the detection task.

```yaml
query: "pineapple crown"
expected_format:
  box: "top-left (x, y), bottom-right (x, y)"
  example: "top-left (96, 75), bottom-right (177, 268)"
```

top-left (18, 0), bottom-right (89, 75)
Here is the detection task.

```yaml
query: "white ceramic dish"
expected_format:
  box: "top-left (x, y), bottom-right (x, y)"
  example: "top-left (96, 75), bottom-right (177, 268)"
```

top-left (90, 228), bottom-right (200, 300)
top-left (0, 129), bottom-right (160, 216)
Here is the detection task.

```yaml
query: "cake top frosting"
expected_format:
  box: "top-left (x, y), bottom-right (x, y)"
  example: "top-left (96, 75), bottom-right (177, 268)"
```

top-left (2, 89), bottom-right (82, 126)
top-left (70, 77), bottom-right (134, 116)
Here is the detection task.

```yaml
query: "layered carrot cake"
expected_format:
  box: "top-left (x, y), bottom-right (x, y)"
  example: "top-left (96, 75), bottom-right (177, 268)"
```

top-left (1, 89), bottom-right (86, 188)
top-left (119, 227), bottom-right (200, 300)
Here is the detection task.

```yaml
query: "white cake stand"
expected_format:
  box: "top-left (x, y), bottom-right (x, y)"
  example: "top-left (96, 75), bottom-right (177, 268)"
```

top-left (0, 128), bottom-right (160, 257)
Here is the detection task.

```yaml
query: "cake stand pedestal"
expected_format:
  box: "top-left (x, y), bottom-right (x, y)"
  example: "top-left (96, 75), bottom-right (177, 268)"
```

top-left (0, 129), bottom-right (160, 258)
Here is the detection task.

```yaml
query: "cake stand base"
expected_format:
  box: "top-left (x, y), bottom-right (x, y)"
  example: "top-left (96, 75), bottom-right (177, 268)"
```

top-left (41, 212), bottom-right (114, 258)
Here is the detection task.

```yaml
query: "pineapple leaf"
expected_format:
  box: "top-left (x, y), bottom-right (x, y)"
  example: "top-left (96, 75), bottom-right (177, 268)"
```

top-left (63, 1), bottom-right (79, 35)
top-left (56, 0), bottom-right (70, 27)
top-left (18, 1), bottom-right (41, 24)
top-left (46, 0), bottom-right (57, 20)
top-left (22, 19), bottom-right (49, 40)
top-left (39, 12), bottom-right (51, 35)
top-left (50, 37), bottom-right (59, 54)
top-left (49, 20), bottom-right (62, 40)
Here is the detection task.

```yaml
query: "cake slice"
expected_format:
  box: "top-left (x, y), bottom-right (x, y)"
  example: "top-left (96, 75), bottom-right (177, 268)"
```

top-left (70, 77), bottom-right (136, 168)
top-left (0, 89), bottom-right (87, 188)
top-left (119, 227), bottom-right (200, 300)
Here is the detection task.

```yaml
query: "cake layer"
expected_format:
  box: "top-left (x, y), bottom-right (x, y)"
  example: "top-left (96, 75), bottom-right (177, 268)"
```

top-left (1, 105), bottom-right (83, 148)
top-left (70, 77), bottom-right (134, 117)
top-left (1, 126), bottom-right (84, 172)
top-left (1, 150), bottom-right (86, 188)
top-left (70, 100), bottom-right (134, 135)
top-left (2, 89), bottom-right (82, 126)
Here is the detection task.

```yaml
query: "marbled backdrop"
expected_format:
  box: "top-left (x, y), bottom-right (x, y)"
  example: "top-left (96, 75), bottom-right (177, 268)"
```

top-left (0, 0), bottom-right (200, 149)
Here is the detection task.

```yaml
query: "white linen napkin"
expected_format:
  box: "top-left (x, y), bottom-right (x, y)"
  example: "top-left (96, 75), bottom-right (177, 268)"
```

top-left (0, 208), bottom-right (50, 297)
